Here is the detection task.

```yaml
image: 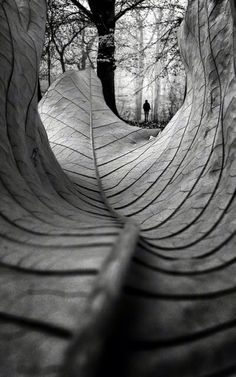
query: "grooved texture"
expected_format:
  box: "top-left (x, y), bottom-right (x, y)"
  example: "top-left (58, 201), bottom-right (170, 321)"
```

top-left (1, 0), bottom-right (236, 376)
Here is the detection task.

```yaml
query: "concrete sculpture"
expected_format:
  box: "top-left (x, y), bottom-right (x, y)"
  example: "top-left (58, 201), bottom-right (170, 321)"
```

top-left (0, 0), bottom-right (236, 376)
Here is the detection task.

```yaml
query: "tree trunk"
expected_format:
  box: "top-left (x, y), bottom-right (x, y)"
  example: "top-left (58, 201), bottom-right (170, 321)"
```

top-left (38, 78), bottom-right (42, 102)
top-left (79, 26), bottom-right (87, 70)
top-left (60, 53), bottom-right (66, 73)
top-left (47, 44), bottom-right (51, 87)
top-left (135, 11), bottom-right (144, 122)
top-left (88, 0), bottom-right (119, 116)
top-left (153, 10), bottom-right (163, 123)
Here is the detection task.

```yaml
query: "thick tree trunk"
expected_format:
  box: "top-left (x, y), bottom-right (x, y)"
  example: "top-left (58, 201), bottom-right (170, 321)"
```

top-left (97, 27), bottom-right (117, 116)
top-left (38, 78), bottom-right (42, 102)
top-left (60, 53), bottom-right (66, 73)
top-left (88, 0), bottom-right (119, 116)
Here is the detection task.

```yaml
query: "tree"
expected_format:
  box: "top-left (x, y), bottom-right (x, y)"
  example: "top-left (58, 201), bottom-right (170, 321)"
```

top-left (69, 0), bottom-right (147, 115)
top-left (41, 0), bottom-right (186, 120)
top-left (40, 0), bottom-right (96, 88)
top-left (134, 10), bottom-right (145, 121)
top-left (114, 1), bottom-right (186, 122)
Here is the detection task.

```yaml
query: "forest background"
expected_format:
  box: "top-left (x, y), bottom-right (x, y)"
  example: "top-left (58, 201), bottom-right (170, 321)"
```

top-left (39, 0), bottom-right (187, 127)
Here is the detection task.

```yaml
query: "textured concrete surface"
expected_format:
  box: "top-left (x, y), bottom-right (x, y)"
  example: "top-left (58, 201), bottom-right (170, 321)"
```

top-left (1, 0), bottom-right (236, 376)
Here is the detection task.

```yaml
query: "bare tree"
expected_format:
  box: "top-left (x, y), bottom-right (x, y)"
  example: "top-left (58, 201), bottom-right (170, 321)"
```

top-left (69, 0), bottom-right (147, 115)
top-left (41, 0), bottom-right (95, 87)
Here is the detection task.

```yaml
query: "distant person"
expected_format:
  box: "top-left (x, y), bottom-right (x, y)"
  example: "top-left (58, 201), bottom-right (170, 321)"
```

top-left (143, 100), bottom-right (151, 122)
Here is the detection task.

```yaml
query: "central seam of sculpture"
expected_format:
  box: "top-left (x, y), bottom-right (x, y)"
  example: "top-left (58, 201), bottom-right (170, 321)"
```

top-left (0, 0), bottom-right (236, 376)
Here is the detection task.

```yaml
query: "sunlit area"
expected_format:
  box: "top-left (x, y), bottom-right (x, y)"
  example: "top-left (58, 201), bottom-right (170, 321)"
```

top-left (115, 0), bottom-right (187, 126)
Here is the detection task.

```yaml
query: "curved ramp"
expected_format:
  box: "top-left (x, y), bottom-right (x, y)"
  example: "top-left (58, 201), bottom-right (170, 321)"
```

top-left (1, 0), bottom-right (236, 376)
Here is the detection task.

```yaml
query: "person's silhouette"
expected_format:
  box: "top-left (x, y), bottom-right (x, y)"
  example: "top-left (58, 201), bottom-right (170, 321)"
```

top-left (143, 100), bottom-right (151, 122)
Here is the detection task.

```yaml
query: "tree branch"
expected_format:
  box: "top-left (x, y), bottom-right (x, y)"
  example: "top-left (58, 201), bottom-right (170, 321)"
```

top-left (115, 0), bottom-right (146, 21)
top-left (69, 0), bottom-right (93, 21)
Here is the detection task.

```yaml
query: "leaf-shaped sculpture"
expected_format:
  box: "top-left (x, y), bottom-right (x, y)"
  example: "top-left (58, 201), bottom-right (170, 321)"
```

top-left (0, 1), bottom-right (137, 375)
top-left (1, 0), bottom-right (236, 376)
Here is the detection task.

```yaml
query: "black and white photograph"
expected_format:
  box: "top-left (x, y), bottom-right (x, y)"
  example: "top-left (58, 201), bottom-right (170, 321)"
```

top-left (0, 0), bottom-right (235, 376)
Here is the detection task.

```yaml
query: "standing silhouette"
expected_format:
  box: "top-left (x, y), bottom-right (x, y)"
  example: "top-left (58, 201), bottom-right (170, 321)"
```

top-left (143, 100), bottom-right (151, 122)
